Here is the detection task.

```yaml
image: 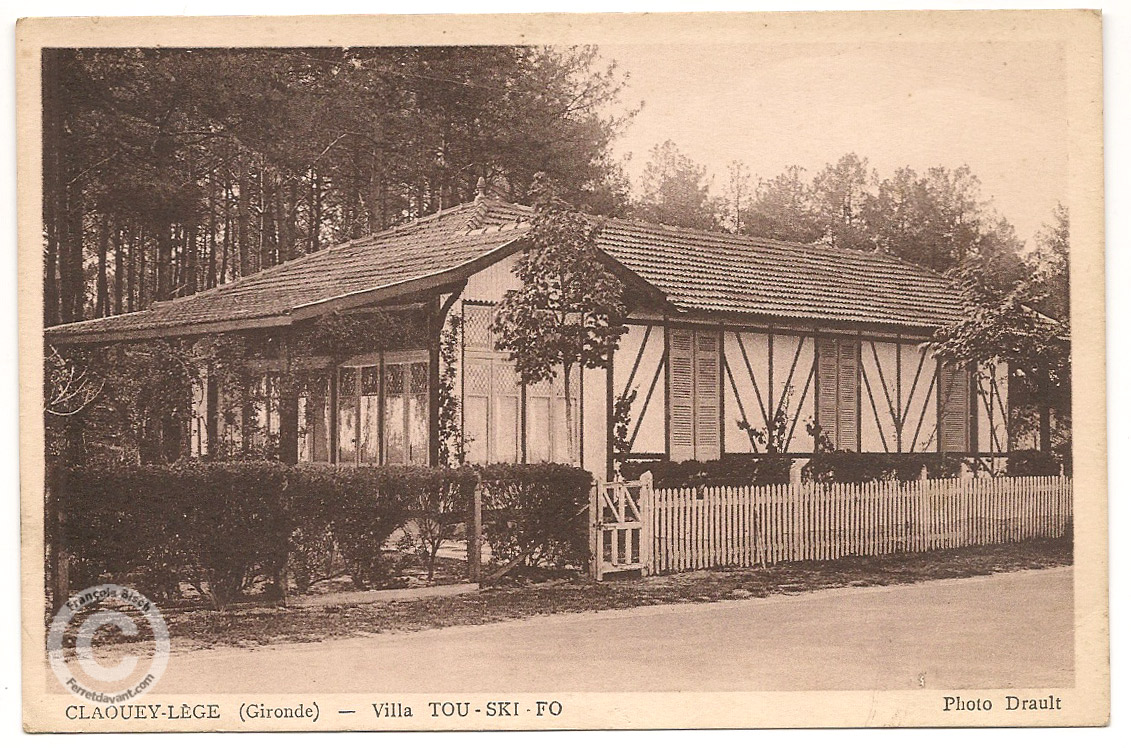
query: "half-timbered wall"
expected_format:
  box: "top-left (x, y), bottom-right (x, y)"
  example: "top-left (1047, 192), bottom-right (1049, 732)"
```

top-left (860, 339), bottom-right (940, 454)
top-left (610, 321), bottom-right (1008, 464)
top-left (722, 330), bottom-right (817, 455)
top-left (975, 361), bottom-right (1010, 456)
top-left (611, 322), bottom-right (666, 457)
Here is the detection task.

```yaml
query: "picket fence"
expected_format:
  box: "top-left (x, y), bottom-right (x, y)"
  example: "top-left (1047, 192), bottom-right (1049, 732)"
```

top-left (593, 475), bottom-right (1072, 577)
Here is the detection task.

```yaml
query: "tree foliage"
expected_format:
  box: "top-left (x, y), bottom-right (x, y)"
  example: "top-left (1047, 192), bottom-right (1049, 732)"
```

top-left (42, 46), bottom-right (633, 327)
top-left (931, 206), bottom-right (1071, 454)
top-left (632, 140), bottom-right (720, 230)
top-left (491, 174), bottom-right (628, 457)
top-left (733, 154), bottom-right (1024, 275)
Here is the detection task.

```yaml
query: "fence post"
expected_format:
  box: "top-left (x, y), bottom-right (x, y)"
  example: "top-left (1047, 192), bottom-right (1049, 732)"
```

top-left (639, 471), bottom-right (654, 576)
top-left (590, 480), bottom-right (601, 581)
top-left (467, 479), bottom-right (483, 584)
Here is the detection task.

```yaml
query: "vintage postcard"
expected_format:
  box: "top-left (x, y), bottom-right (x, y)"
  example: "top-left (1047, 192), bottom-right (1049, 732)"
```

top-left (17, 10), bottom-right (1108, 731)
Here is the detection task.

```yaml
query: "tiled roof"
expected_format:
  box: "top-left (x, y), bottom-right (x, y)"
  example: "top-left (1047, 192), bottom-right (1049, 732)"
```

top-left (46, 196), bottom-right (961, 342)
top-left (594, 216), bottom-right (962, 329)
top-left (46, 201), bottom-right (528, 342)
top-left (472, 200), bottom-right (960, 329)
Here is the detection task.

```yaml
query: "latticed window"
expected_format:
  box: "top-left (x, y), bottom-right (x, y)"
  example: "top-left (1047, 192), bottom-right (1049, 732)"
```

top-left (463, 358), bottom-right (519, 464)
top-left (383, 359), bottom-right (429, 465)
top-left (462, 302), bottom-right (495, 351)
top-left (329, 354), bottom-right (430, 467)
top-left (298, 374), bottom-right (331, 463)
top-left (526, 374), bottom-right (580, 464)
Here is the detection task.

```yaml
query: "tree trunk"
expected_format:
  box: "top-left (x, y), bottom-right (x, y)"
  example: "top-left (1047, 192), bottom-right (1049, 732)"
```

top-left (138, 227), bottom-right (149, 310)
top-left (95, 215), bottom-right (110, 316)
top-left (237, 154), bottom-right (251, 277)
top-left (42, 51), bottom-right (62, 327)
top-left (184, 218), bottom-right (198, 296)
top-left (156, 222), bottom-right (172, 301)
top-left (206, 178), bottom-right (217, 289)
top-left (126, 224), bottom-right (136, 312)
top-left (563, 362), bottom-right (575, 464)
top-left (63, 179), bottom-right (85, 322)
top-left (113, 222), bottom-right (124, 315)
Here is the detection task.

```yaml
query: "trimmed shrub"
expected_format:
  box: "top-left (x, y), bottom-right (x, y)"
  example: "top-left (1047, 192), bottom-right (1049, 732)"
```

top-left (1007, 450), bottom-right (1063, 477)
top-left (620, 455), bottom-right (792, 488)
top-left (477, 463), bottom-right (593, 571)
top-left (56, 461), bottom-right (478, 605)
top-left (60, 461), bottom-right (293, 608)
top-left (802, 452), bottom-right (966, 484)
top-left (289, 465), bottom-right (476, 589)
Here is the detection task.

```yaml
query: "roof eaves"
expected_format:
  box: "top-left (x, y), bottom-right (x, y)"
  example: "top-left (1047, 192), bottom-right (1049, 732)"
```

top-left (289, 235), bottom-right (528, 320)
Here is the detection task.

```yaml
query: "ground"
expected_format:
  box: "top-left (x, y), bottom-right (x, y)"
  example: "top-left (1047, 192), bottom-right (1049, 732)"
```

top-left (148, 566), bottom-right (1073, 693)
top-left (134, 538), bottom-right (1070, 650)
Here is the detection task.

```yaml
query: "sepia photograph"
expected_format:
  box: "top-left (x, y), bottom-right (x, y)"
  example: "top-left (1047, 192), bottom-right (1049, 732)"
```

top-left (16, 8), bottom-right (1108, 731)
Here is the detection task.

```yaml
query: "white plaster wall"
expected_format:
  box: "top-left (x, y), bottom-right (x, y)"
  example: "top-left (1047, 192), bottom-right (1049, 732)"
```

top-left (860, 340), bottom-right (898, 453)
top-left (462, 253), bottom-right (520, 303)
top-left (723, 331), bottom-right (769, 452)
top-left (613, 323), bottom-right (666, 455)
top-left (771, 334), bottom-right (815, 453)
top-left (581, 365), bottom-right (608, 477)
top-left (901, 343), bottom-right (939, 453)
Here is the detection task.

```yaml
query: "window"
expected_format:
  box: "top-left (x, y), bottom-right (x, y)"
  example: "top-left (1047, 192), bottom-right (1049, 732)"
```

top-left (463, 302), bottom-right (495, 351)
top-left (384, 360), bottom-right (429, 465)
top-left (332, 355), bottom-right (429, 466)
top-left (337, 368), bottom-right (358, 463)
top-left (816, 337), bottom-right (859, 451)
top-left (248, 373), bottom-right (282, 457)
top-left (464, 358), bottom-right (520, 464)
top-left (359, 366), bottom-right (380, 464)
top-left (668, 328), bottom-right (720, 462)
top-left (298, 374), bottom-right (331, 462)
top-left (525, 376), bottom-right (579, 464)
top-left (938, 361), bottom-right (971, 453)
top-left (462, 301), bottom-right (579, 465)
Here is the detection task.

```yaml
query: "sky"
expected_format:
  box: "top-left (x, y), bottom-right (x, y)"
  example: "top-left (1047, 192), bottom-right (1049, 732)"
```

top-left (598, 40), bottom-right (1068, 245)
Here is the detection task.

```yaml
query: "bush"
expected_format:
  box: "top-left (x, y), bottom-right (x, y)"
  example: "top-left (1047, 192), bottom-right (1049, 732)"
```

top-left (477, 463), bottom-right (593, 572)
top-left (60, 461), bottom-right (294, 609)
top-left (289, 465), bottom-right (476, 588)
top-left (56, 461), bottom-right (478, 605)
top-left (802, 452), bottom-right (966, 483)
top-left (1007, 450), bottom-right (1063, 477)
top-left (620, 455), bottom-right (792, 488)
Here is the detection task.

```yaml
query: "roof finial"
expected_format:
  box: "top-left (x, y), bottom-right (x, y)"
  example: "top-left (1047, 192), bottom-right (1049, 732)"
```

top-left (475, 176), bottom-right (487, 200)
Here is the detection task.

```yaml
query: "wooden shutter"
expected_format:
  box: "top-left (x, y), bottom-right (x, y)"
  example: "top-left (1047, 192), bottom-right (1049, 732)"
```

top-left (816, 337), bottom-right (859, 450)
top-left (837, 339), bottom-right (859, 451)
top-left (668, 329), bottom-right (695, 461)
top-left (816, 338), bottom-right (839, 448)
top-left (694, 330), bottom-right (721, 460)
top-left (939, 361), bottom-right (970, 453)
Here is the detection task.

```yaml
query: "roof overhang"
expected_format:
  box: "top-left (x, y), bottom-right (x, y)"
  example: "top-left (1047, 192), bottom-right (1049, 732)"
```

top-left (46, 233), bottom-right (678, 346)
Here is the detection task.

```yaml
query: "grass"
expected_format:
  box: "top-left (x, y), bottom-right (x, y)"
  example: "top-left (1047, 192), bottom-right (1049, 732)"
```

top-left (140, 537), bottom-right (1071, 651)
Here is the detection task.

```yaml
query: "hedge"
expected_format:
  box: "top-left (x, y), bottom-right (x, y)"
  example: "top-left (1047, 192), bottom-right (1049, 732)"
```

top-left (477, 463), bottom-right (593, 571)
top-left (55, 462), bottom-right (477, 607)
top-left (620, 455), bottom-right (791, 488)
top-left (801, 452), bottom-right (968, 483)
top-left (1006, 449), bottom-right (1065, 477)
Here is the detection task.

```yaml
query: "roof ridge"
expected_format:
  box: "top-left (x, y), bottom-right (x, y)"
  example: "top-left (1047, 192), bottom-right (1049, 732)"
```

top-left (469, 197), bottom-right (949, 281)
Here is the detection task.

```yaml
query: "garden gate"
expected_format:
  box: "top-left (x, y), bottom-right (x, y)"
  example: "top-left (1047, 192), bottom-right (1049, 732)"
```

top-left (590, 472), bottom-right (653, 580)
